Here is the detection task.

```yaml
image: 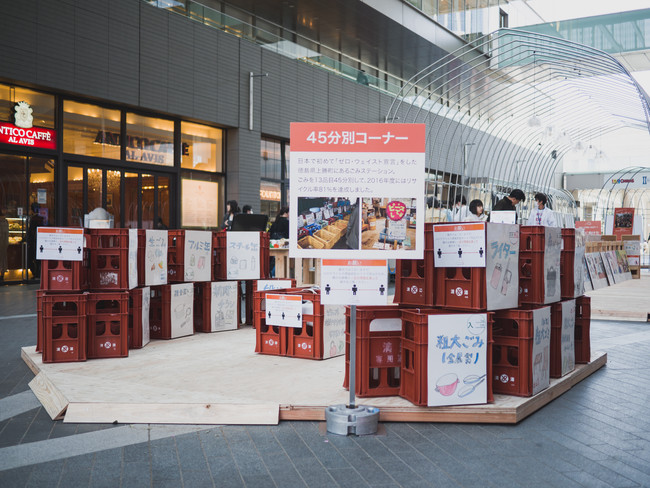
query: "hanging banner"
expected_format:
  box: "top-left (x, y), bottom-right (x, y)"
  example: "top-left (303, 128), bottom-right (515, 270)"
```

top-left (266, 294), bottom-right (302, 328)
top-left (169, 283), bottom-right (194, 338)
top-left (612, 208), bottom-right (634, 240)
top-left (321, 259), bottom-right (388, 305)
top-left (183, 230), bottom-right (212, 282)
top-left (210, 281), bottom-right (239, 332)
top-left (144, 230), bottom-right (168, 286)
top-left (532, 307), bottom-right (551, 395)
top-left (128, 229), bottom-right (138, 290)
top-left (290, 122), bottom-right (426, 259)
top-left (322, 305), bottom-right (346, 359)
top-left (226, 231), bottom-right (261, 280)
top-left (560, 300), bottom-right (576, 377)
top-left (433, 223), bottom-right (486, 268)
top-left (485, 223), bottom-right (520, 310)
top-left (36, 228), bottom-right (84, 261)
top-left (427, 313), bottom-right (488, 406)
top-left (543, 227), bottom-right (562, 304)
top-left (575, 220), bottom-right (601, 239)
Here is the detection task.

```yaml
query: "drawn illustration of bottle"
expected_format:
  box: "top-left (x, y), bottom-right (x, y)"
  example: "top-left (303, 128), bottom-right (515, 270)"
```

top-left (500, 260), bottom-right (511, 295)
top-left (490, 263), bottom-right (502, 289)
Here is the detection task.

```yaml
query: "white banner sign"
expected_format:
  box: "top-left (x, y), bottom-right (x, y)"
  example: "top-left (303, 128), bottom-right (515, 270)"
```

top-left (585, 253), bottom-right (609, 289)
top-left (266, 294), bottom-right (302, 328)
top-left (184, 230), bottom-right (212, 282)
top-left (485, 223), bottom-right (520, 310)
top-left (128, 229), bottom-right (138, 290)
top-left (170, 283), bottom-right (194, 338)
top-left (322, 305), bottom-right (346, 359)
top-left (433, 223), bottom-right (486, 268)
top-left (36, 227), bottom-right (84, 261)
top-left (543, 227), bottom-right (562, 304)
top-left (560, 300), bottom-right (576, 377)
top-left (226, 231), bottom-right (261, 280)
top-left (321, 259), bottom-right (388, 305)
top-left (257, 279), bottom-right (294, 291)
top-left (489, 211), bottom-right (516, 224)
top-left (141, 286), bottom-right (151, 347)
top-left (144, 230), bottom-right (168, 286)
top-left (210, 281), bottom-right (239, 332)
top-left (290, 123), bottom-right (426, 259)
top-left (427, 313), bottom-right (488, 406)
top-left (532, 307), bottom-right (551, 395)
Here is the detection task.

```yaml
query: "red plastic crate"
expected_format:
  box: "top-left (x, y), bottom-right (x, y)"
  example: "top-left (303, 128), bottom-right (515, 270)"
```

top-left (41, 293), bottom-right (88, 363)
top-left (394, 251), bottom-right (435, 306)
top-left (194, 281), bottom-right (242, 333)
top-left (245, 278), bottom-right (296, 326)
top-left (518, 226), bottom-right (547, 306)
top-left (89, 228), bottom-right (130, 249)
top-left (86, 292), bottom-right (129, 359)
top-left (40, 251), bottom-right (90, 293)
top-left (89, 248), bottom-right (129, 291)
top-left (128, 287), bottom-right (150, 349)
top-left (549, 302), bottom-right (563, 378)
top-left (492, 308), bottom-right (536, 397)
top-left (213, 231), bottom-right (270, 281)
top-left (254, 311), bottom-right (288, 355)
top-left (167, 230), bottom-right (185, 283)
top-left (433, 266), bottom-right (487, 311)
top-left (560, 229), bottom-right (576, 299)
top-left (575, 296), bottom-right (591, 363)
top-left (285, 288), bottom-right (324, 359)
top-left (149, 284), bottom-right (194, 340)
top-left (36, 290), bottom-right (44, 353)
top-left (399, 309), bottom-right (494, 406)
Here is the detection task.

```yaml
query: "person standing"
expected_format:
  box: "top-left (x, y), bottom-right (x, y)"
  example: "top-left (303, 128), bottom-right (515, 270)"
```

top-left (27, 203), bottom-right (44, 279)
top-left (450, 195), bottom-right (468, 222)
top-left (490, 189), bottom-right (526, 223)
top-left (269, 207), bottom-right (289, 239)
top-left (242, 205), bottom-right (253, 214)
top-left (0, 210), bottom-right (8, 282)
top-left (465, 199), bottom-right (487, 222)
top-left (526, 193), bottom-right (557, 227)
top-left (221, 200), bottom-right (239, 231)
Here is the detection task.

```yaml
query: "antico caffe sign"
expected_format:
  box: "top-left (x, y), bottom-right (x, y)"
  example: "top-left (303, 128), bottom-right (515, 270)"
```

top-left (0, 101), bottom-right (56, 150)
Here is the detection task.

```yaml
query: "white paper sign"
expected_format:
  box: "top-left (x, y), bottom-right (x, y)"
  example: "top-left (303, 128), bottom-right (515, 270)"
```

top-left (490, 211), bottom-right (516, 224)
top-left (169, 283), bottom-right (194, 338)
top-left (266, 294), bottom-right (302, 328)
top-left (321, 259), bottom-right (388, 305)
top-left (624, 240), bottom-right (641, 266)
top-left (427, 313), bottom-right (488, 406)
top-left (141, 286), bottom-right (151, 347)
top-left (560, 300), bottom-right (576, 376)
top-left (257, 279), bottom-right (294, 291)
top-left (485, 223), bottom-right (520, 310)
top-left (210, 281), bottom-right (239, 332)
top-left (433, 222), bottom-right (486, 268)
top-left (543, 227), bottom-right (562, 304)
top-left (600, 251), bottom-right (615, 285)
top-left (36, 228), bottom-right (84, 261)
top-left (128, 229), bottom-right (138, 290)
top-left (573, 229), bottom-right (586, 297)
top-left (322, 305), bottom-right (346, 358)
top-left (585, 253), bottom-right (609, 289)
top-left (386, 219), bottom-right (407, 240)
top-left (532, 307), bottom-right (551, 395)
top-left (226, 232), bottom-right (261, 280)
top-left (144, 230), bottom-right (168, 286)
top-left (183, 230), bottom-right (212, 282)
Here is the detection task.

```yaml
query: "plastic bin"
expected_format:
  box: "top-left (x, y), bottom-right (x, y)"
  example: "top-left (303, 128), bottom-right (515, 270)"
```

top-left (86, 292), bottom-right (129, 359)
top-left (42, 293), bottom-right (88, 363)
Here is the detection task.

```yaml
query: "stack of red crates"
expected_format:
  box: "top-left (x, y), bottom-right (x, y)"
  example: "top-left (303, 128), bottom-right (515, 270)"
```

top-left (167, 230), bottom-right (185, 283)
top-left (193, 281), bottom-right (241, 333)
top-left (343, 306), bottom-right (402, 397)
top-left (519, 226), bottom-right (556, 306)
top-left (212, 231), bottom-right (270, 281)
top-left (560, 228), bottom-right (576, 299)
top-left (89, 229), bottom-right (129, 291)
top-left (128, 287), bottom-right (149, 349)
top-left (394, 223), bottom-right (434, 306)
top-left (245, 278), bottom-right (296, 327)
top-left (40, 292), bottom-right (88, 363)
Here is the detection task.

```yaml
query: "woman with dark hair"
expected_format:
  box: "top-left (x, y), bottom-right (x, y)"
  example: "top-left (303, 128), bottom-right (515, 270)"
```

top-left (465, 199), bottom-right (486, 221)
top-left (269, 207), bottom-right (289, 239)
top-left (221, 200), bottom-right (240, 231)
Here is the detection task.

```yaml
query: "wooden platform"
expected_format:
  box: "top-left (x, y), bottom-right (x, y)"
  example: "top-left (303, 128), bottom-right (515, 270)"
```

top-left (587, 274), bottom-right (650, 321)
top-left (22, 327), bottom-right (606, 425)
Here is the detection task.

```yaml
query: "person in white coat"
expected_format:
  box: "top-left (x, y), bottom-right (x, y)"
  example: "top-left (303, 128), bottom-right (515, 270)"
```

top-left (450, 195), bottom-right (468, 222)
top-left (464, 199), bottom-right (487, 222)
top-left (527, 193), bottom-right (557, 227)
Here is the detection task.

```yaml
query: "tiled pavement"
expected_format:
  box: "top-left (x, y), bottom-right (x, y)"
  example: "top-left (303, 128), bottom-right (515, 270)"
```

top-left (1, 284), bottom-right (649, 487)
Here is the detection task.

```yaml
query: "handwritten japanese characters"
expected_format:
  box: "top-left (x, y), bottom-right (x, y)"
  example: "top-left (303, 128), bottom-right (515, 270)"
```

top-left (169, 283), bottom-right (194, 339)
top-left (210, 281), bottom-right (239, 332)
top-left (560, 300), bottom-right (576, 377)
top-left (226, 232), bottom-right (260, 280)
top-left (543, 227), bottom-right (562, 304)
top-left (532, 307), bottom-right (551, 395)
top-left (427, 313), bottom-right (488, 406)
top-left (485, 223), bottom-right (520, 310)
top-left (184, 230), bottom-right (212, 282)
top-left (145, 230), bottom-right (168, 286)
top-left (290, 123), bottom-right (425, 259)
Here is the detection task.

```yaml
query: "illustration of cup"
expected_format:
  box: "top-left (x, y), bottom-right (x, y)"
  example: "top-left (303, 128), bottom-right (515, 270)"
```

top-left (435, 373), bottom-right (459, 396)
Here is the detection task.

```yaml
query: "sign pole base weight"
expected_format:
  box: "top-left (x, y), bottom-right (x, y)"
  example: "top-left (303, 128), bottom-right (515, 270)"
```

top-left (325, 404), bottom-right (379, 436)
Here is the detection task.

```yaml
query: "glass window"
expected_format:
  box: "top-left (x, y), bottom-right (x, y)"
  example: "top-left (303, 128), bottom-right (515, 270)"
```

top-left (63, 101), bottom-right (121, 159)
top-left (142, 174), bottom-right (155, 228)
top-left (181, 177), bottom-right (220, 228)
top-left (106, 170), bottom-right (121, 225)
top-left (180, 121), bottom-right (223, 172)
top-left (29, 158), bottom-right (55, 226)
top-left (158, 176), bottom-right (170, 228)
top-left (261, 137), bottom-right (281, 180)
top-left (126, 113), bottom-right (174, 167)
top-left (87, 168), bottom-right (104, 213)
top-left (124, 172), bottom-right (139, 228)
top-left (0, 84), bottom-right (55, 129)
top-left (260, 180), bottom-right (281, 219)
top-left (67, 166), bottom-right (84, 227)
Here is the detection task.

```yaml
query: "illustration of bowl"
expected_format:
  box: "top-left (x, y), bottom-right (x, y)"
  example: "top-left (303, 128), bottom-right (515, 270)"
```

top-left (435, 373), bottom-right (459, 396)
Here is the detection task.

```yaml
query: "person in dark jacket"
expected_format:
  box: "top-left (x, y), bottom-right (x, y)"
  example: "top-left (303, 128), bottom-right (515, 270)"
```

top-left (269, 207), bottom-right (289, 239)
top-left (490, 189), bottom-right (526, 222)
top-left (27, 203), bottom-right (44, 279)
top-left (221, 200), bottom-right (239, 231)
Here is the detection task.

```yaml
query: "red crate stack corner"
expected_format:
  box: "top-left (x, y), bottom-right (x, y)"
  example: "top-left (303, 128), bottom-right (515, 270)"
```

top-left (548, 300), bottom-right (577, 378)
top-left (194, 281), bottom-right (241, 333)
top-left (492, 306), bottom-right (553, 397)
top-left (399, 308), bottom-right (494, 407)
top-left (213, 231), bottom-right (270, 281)
top-left (149, 283), bottom-right (195, 340)
top-left (41, 292), bottom-right (88, 363)
top-left (36, 290), bottom-right (45, 353)
top-left (286, 288), bottom-right (324, 360)
top-left (167, 230), bottom-right (185, 283)
top-left (246, 278), bottom-right (297, 326)
top-left (40, 249), bottom-right (90, 293)
top-left (253, 288), bottom-right (287, 356)
top-left (560, 228), bottom-right (576, 299)
top-left (87, 291), bottom-right (129, 359)
top-left (136, 229), bottom-right (146, 287)
top-left (343, 305), bottom-right (402, 398)
top-left (575, 296), bottom-right (591, 364)
top-left (89, 228), bottom-right (130, 291)
top-left (433, 266), bottom-right (487, 311)
top-left (518, 226), bottom-right (546, 306)
top-left (394, 252), bottom-right (435, 307)
top-left (128, 287), bottom-right (150, 349)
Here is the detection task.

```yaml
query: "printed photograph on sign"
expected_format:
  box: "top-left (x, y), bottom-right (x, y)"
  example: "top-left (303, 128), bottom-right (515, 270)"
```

top-left (361, 198), bottom-right (416, 251)
top-left (296, 197), bottom-right (359, 250)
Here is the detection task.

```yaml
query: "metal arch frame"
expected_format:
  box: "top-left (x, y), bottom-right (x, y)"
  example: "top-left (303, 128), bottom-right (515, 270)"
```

top-left (596, 166), bottom-right (650, 219)
top-left (384, 29), bottom-right (650, 220)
